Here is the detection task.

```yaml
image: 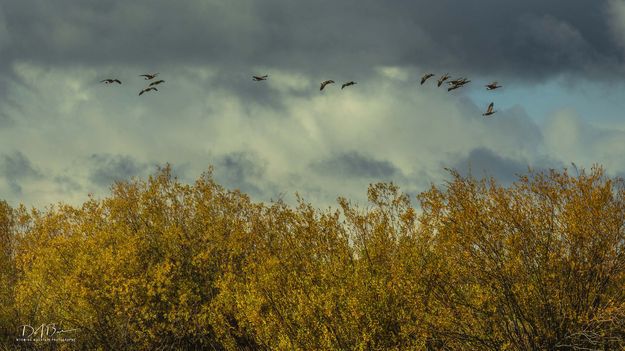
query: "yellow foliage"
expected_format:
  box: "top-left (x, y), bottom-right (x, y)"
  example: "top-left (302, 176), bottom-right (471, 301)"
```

top-left (1, 165), bottom-right (624, 349)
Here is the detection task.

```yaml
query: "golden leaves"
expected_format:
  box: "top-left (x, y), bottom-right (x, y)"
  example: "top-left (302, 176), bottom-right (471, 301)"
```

top-left (1, 165), bottom-right (625, 349)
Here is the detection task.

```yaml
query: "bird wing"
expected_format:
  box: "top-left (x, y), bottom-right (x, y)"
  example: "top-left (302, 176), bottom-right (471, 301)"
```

top-left (139, 89), bottom-right (145, 95)
top-left (487, 103), bottom-right (494, 113)
top-left (114, 79), bottom-right (121, 84)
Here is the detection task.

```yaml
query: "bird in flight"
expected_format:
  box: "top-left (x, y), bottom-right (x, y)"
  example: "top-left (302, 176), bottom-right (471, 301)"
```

top-left (140, 73), bottom-right (159, 80)
top-left (341, 81), bottom-right (356, 89)
top-left (448, 77), bottom-right (470, 86)
top-left (447, 79), bottom-right (470, 91)
top-left (447, 84), bottom-right (462, 92)
top-left (486, 82), bottom-right (502, 90)
top-left (149, 80), bottom-right (165, 87)
top-left (139, 87), bottom-right (158, 96)
top-left (100, 79), bottom-right (121, 84)
top-left (320, 80), bottom-right (335, 91)
top-left (421, 73), bottom-right (435, 85)
top-left (253, 75), bottom-right (269, 81)
top-left (482, 102), bottom-right (496, 117)
top-left (437, 73), bottom-right (450, 87)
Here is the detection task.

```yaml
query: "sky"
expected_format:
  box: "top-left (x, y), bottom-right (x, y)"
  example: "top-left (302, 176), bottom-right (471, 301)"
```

top-left (2, 0), bottom-right (625, 208)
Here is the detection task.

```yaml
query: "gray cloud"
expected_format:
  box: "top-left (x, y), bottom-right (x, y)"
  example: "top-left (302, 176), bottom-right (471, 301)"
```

top-left (0, 1), bottom-right (622, 82)
top-left (0, 151), bottom-right (42, 194)
top-left (1, 1), bottom-right (625, 209)
top-left (214, 151), bottom-right (267, 196)
top-left (452, 147), bottom-right (563, 185)
top-left (88, 154), bottom-right (149, 187)
top-left (312, 151), bottom-right (399, 179)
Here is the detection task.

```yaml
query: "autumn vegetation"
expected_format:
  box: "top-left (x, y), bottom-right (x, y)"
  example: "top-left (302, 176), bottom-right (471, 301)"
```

top-left (1, 165), bottom-right (625, 350)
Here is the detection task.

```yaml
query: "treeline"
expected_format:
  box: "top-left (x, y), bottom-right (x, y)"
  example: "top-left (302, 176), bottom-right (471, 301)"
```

top-left (1, 166), bottom-right (624, 350)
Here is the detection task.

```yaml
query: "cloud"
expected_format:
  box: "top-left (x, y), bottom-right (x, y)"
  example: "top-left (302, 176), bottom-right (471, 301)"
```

top-left (88, 154), bottom-right (149, 188)
top-left (608, 0), bottom-right (625, 51)
top-left (311, 151), bottom-right (399, 179)
top-left (452, 147), bottom-right (563, 185)
top-left (0, 151), bottom-right (42, 194)
top-left (213, 151), bottom-right (269, 197)
top-left (0, 60), bottom-right (594, 208)
top-left (0, 5), bottom-right (9, 50)
top-left (0, 1), bottom-right (622, 82)
top-left (543, 109), bottom-right (625, 173)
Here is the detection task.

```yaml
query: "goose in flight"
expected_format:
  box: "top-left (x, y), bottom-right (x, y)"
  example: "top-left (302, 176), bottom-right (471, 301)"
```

top-left (320, 80), bottom-right (335, 91)
top-left (140, 73), bottom-right (159, 80)
top-left (437, 73), bottom-right (450, 87)
top-left (447, 79), bottom-right (471, 91)
top-left (253, 75), bottom-right (269, 81)
top-left (341, 81), bottom-right (356, 89)
top-left (149, 80), bottom-right (165, 87)
top-left (448, 77), bottom-right (469, 86)
top-left (486, 82), bottom-right (502, 90)
top-left (100, 79), bottom-right (121, 84)
top-left (482, 102), bottom-right (496, 117)
top-left (447, 84), bottom-right (462, 92)
top-left (421, 73), bottom-right (435, 85)
top-left (139, 87), bottom-right (158, 96)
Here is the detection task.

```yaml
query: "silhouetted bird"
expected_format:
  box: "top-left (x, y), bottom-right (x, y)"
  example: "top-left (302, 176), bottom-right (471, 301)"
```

top-left (447, 79), bottom-right (470, 91)
top-left (341, 81), bottom-right (356, 89)
top-left (139, 87), bottom-right (158, 96)
top-left (149, 80), bottom-right (165, 87)
top-left (482, 102), bottom-right (496, 117)
top-left (421, 73), bottom-right (435, 85)
top-left (320, 80), bottom-right (335, 91)
top-left (100, 79), bottom-right (121, 84)
top-left (140, 73), bottom-right (159, 80)
top-left (486, 82), bottom-right (502, 90)
top-left (448, 77), bottom-right (469, 86)
top-left (437, 73), bottom-right (450, 87)
top-left (253, 75), bottom-right (269, 81)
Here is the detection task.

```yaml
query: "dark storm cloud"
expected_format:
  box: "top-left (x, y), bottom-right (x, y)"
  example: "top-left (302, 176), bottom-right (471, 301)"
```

top-left (312, 151), bottom-right (398, 179)
top-left (0, 151), bottom-right (42, 194)
top-left (0, 0), bottom-right (622, 81)
top-left (88, 154), bottom-right (148, 187)
top-left (452, 148), bottom-right (563, 185)
top-left (214, 151), bottom-right (267, 196)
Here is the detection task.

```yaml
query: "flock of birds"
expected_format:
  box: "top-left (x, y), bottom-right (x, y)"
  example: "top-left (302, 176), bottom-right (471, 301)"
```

top-left (419, 73), bottom-right (501, 116)
top-left (100, 73), bottom-right (165, 96)
top-left (102, 72), bottom-right (501, 116)
top-left (253, 72), bottom-right (501, 117)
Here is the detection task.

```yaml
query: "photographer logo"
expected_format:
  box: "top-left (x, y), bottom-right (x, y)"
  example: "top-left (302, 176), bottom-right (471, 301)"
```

top-left (16, 323), bottom-right (78, 343)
